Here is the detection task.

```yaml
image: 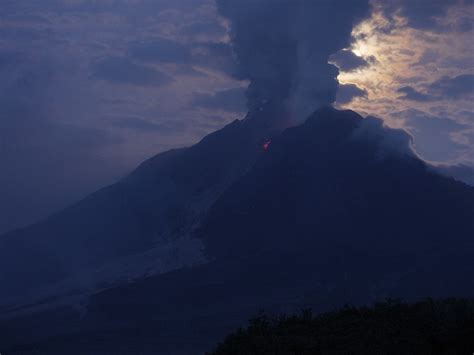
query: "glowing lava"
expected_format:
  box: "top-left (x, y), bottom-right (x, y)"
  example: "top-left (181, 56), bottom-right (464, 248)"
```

top-left (263, 140), bottom-right (271, 151)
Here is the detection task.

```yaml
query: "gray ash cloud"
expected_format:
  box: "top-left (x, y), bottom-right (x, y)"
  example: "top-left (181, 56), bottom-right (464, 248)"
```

top-left (216, 0), bottom-right (370, 122)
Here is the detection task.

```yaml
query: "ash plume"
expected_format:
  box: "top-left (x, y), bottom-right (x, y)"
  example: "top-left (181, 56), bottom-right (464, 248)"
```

top-left (217, 0), bottom-right (370, 124)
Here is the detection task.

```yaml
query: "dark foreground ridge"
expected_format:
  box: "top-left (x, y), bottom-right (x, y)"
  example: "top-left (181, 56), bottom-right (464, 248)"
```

top-left (211, 298), bottom-right (474, 355)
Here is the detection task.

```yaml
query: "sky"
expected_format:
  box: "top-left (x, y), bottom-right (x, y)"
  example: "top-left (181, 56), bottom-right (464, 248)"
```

top-left (0, 0), bottom-right (473, 233)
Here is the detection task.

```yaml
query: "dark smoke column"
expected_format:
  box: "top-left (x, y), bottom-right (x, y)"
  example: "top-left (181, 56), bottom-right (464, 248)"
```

top-left (217, 0), bottom-right (370, 124)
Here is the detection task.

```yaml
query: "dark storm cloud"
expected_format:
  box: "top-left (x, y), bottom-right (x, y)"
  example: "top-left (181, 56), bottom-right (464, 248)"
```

top-left (129, 38), bottom-right (192, 64)
top-left (330, 49), bottom-right (373, 72)
top-left (428, 74), bottom-right (474, 99)
top-left (216, 0), bottom-right (370, 120)
top-left (192, 87), bottom-right (246, 113)
top-left (92, 57), bottom-right (173, 86)
top-left (337, 83), bottom-right (368, 104)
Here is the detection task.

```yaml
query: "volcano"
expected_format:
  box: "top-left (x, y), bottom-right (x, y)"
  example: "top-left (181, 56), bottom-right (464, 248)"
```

top-left (1, 107), bottom-right (473, 354)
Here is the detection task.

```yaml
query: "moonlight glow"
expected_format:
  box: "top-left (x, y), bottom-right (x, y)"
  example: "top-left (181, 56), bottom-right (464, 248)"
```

top-left (333, 1), bottom-right (474, 164)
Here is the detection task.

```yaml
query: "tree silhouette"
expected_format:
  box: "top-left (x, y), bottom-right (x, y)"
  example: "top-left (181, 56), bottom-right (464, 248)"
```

top-left (210, 298), bottom-right (474, 355)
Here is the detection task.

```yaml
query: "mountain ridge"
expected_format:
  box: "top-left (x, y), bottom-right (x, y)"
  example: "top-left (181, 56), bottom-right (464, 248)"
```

top-left (1, 107), bottom-right (473, 353)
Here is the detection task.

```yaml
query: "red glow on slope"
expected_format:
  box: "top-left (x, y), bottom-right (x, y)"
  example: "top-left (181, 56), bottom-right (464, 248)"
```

top-left (263, 140), bottom-right (271, 152)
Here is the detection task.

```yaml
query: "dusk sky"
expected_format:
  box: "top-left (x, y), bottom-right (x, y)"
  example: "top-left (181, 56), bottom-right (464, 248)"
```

top-left (0, 0), bottom-right (473, 233)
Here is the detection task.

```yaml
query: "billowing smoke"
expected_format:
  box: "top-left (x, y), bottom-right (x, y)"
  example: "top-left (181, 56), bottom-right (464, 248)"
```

top-left (217, 0), bottom-right (370, 124)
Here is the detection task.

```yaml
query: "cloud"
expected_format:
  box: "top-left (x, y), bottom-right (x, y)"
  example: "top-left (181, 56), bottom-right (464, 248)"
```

top-left (180, 21), bottom-right (226, 37)
top-left (2, 0), bottom-right (471, 234)
top-left (192, 42), bottom-right (238, 75)
top-left (393, 109), bottom-right (471, 162)
top-left (92, 57), bottom-right (173, 86)
top-left (397, 86), bottom-right (436, 102)
top-left (192, 87), bottom-right (246, 113)
top-left (428, 74), bottom-right (474, 99)
top-left (454, 15), bottom-right (473, 32)
top-left (340, 0), bottom-right (473, 141)
top-left (0, 0), bottom-right (245, 234)
top-left (436, 164), bottom-right (474, 186)
top-left (415, 49), bottom-right (440, 66)
top-left (376, 0), bottom-right (459, 31)
top-left (128, 38), bottom-right (192, 64)
top-left (336, 83), bottom-right (368, 104)
top-left (397, 75), bottom-right (474, 102)
top-left (353, 116), bottom-right (415, 158)
top-left (330, 49), bottom-right (372, 72)
top-left (203, 42), bottom-right (233, 58)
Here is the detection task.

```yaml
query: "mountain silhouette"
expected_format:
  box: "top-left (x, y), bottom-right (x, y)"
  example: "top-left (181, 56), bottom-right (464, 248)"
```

top-left (0, 110), bottom-right (276, 306)
top-left (1, 107), bottom-right (473, 354)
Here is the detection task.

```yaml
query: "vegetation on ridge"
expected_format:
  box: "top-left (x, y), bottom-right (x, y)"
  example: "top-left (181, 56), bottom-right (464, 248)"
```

top-left (210, 298), bottom-right (474, 355)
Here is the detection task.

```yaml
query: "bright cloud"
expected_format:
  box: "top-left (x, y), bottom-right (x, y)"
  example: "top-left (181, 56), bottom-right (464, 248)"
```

top-left (334, 0), bottom-right (474, 165)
